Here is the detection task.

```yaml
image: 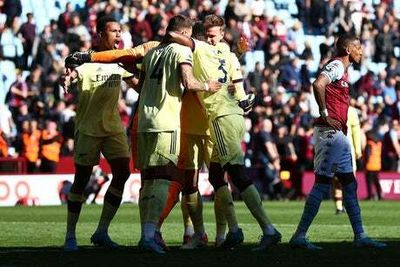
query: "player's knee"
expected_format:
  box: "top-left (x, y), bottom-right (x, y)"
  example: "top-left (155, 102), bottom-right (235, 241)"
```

top-left (67, 199), bottom-right (83, 213)
top-left (182, 186), bottom-right (198, 195)
top-left (141, 163), bottom-right (178, 181)
top-left (209, 175), bottom-right (227, 191)
top-left (182, 169), bottom-right (199, 195)
top-left (315, 174), bottom-right (332, 184)
top-left (336, 172), bottom-right (356, 186)
top-left (224, 163), bottom-right (252, 192)
top-left (208, 162), bottom-right (227, 191)
top-left (71, 164), bottom-right (93, 192)
top-left (104, 189), bottom-right (122, 207)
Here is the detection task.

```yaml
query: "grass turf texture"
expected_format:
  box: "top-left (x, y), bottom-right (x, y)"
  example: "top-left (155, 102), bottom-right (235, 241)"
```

top-left (0, 201), bottom-right (399, 266)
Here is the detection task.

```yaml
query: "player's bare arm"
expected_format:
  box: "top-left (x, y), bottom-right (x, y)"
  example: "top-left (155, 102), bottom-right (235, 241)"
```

top-left (180, 64), bottom-right (221, 92)
top-left (65, 41), bottom-right (160, 68)
top-left (312, 74), bottom-right (342, 130)
top-left (165, 31), bottom-right (195, 50)
top-left (131, 70), bottom-right (145, 94)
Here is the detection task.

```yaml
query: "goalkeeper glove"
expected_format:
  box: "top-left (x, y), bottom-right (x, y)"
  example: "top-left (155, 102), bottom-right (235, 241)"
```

top-left (65, 52), bottom-right (91, 69)
top-left (238, 93), bottom-right (255, 115)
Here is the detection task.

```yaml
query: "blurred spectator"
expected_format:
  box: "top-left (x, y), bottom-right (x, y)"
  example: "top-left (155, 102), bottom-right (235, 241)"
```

top-left (40, 120), bottom-right (63, 173)
top-left (310, 0), bottom-right (326, 34)
top-left (83, 165), bottom-right (110, 204)
top-left (0, 103), bottom-right (15, 150)
top-left (374, 24), bottom-right (394, 63)
top-left (59, 180), bottom-right (72, 204)
top-left (20, 119), bottom-right (41, 173)
top-left (251, 15), bottom-right (268, 50)
top-left (337, 0), bottom-right (355, 35)
top-left (252, 118), bottom-right (281, 199)
top-left (382, 77), bottom-right (397, 118)
top-left (8, 70), bottom-right (30, 118)
top-left (3, 0), bottom-right (21, 25)
top-left (67, 13), bottom-right (91, 42)
top-left (0, 128), bottom-right (8, 157)
top-left (275, 124), bottom-right (298, 198)
top-left (382, 120), bottom-right (400, 171)
top-left (18, 13), bottom-right (36, 69)
top-left (278, 57), bottom-right (301, 92)
top-left (247, 61), bottom-right (262, 93)
top-left (57, 1), bottom-right (74, 34)
top-left (365, 127), bottom-right (383, 200)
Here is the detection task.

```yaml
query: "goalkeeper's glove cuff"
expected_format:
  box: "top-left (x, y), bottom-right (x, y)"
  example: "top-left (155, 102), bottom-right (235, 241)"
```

top-left (65, 52), bottom-right (91, 69)
top-left (238, 93), bottom-right (255, 114)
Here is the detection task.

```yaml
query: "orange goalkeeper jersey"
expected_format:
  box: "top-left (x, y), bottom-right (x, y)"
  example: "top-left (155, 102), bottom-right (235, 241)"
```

top-left (90, 41), bottom-right (160, 64)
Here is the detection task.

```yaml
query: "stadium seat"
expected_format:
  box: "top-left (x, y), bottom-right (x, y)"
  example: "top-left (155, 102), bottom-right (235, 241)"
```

top-left (265, 0), bottom-right (276, 10)
top-left (288, 3), bottom-right (298, 16)
top-left (244, 51), bottom-right (265, 73)
top-left (21, 0), bottom-right (33, 18)
top-left (35, 16), bottom-right (50, 33)
top-left (365, 62), bottom-right (387, 75)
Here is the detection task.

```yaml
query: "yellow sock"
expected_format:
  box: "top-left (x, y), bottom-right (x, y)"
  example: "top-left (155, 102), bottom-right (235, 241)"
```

top-left (96, 187), bottom-right (122, 233)
top-left (146, 179), bottom-right (171, 223)
top-left (66, 192), bottom-right (84, 238)
top-left (215, 185), bottom-right (238, 232)
top-left (139, 180), bottom-right (154, 236)
top-left (181, 197), bottom-right (194, 235)
top-left (183, 191), bottom-right (204, 234)
top-left (240, 185), bottom-right (271, 229)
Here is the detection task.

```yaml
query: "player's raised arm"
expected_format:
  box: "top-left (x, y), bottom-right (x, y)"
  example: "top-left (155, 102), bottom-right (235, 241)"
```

top-left (165, 31), bottom-right (195, 50)
top-left (180, 64), bottom-right (221, 92)
top-left (65, 41), bottom-right (160, 68)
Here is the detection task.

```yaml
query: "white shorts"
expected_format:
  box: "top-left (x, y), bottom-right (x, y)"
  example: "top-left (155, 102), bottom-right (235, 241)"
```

top-left (313, 126), bottom-right (353, 178)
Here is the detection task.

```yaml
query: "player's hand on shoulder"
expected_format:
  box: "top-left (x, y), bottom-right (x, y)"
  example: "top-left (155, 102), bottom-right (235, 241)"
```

top-left (325, 117), bottom-right (342, 131)
top-left (206, 80), bottom-right (222, 93)
top-left (65, 51), bottom-right (91, 69)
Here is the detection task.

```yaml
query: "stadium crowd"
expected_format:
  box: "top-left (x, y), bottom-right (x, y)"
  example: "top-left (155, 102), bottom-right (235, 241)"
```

top-left (0, 0), bottom-right (399, 200)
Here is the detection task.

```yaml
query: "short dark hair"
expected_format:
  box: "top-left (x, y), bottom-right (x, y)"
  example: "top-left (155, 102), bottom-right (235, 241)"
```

top-left (192, 21), bottom-right (206, 41)
top-left (203, 14), bottom-right (225, 31)
top-left (336, 35), bottom-right (359, 56)
top-left (96, 16), bottom-right (118, 34)
top-left (166, 15), bottom-right (194, 33)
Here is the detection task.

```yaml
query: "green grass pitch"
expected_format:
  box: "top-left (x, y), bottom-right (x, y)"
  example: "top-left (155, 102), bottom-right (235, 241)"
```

top-left (0, 201), bottom-right (399, 266)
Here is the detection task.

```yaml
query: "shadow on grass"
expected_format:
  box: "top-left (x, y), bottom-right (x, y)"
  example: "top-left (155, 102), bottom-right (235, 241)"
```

top-left (1, 240), bottom-right (399, 267)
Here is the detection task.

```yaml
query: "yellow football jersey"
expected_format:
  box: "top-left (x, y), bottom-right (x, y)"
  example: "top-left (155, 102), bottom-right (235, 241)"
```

top-left (138, 43), bottom-right (193, 132)
top-left (191, 40), bottom-right (244, 120)
top-left (74, 63), bottom-right (131, 137)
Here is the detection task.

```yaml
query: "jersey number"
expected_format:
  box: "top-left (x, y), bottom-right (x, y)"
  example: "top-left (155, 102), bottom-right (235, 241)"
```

top-left (218, 59), bottom-right (228, 83)
top-left (150, 58), bottom-right (163, 83)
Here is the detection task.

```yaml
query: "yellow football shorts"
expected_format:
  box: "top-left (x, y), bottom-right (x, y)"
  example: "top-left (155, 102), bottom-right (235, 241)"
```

top-left (74, 131), bottom-right (130, 166)
top-left (178, 133), bottom-right (213, 170)
top-left (136, 130), bottom-right (180, 170)
top-left (209, 114), bottom-right (245, 167)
